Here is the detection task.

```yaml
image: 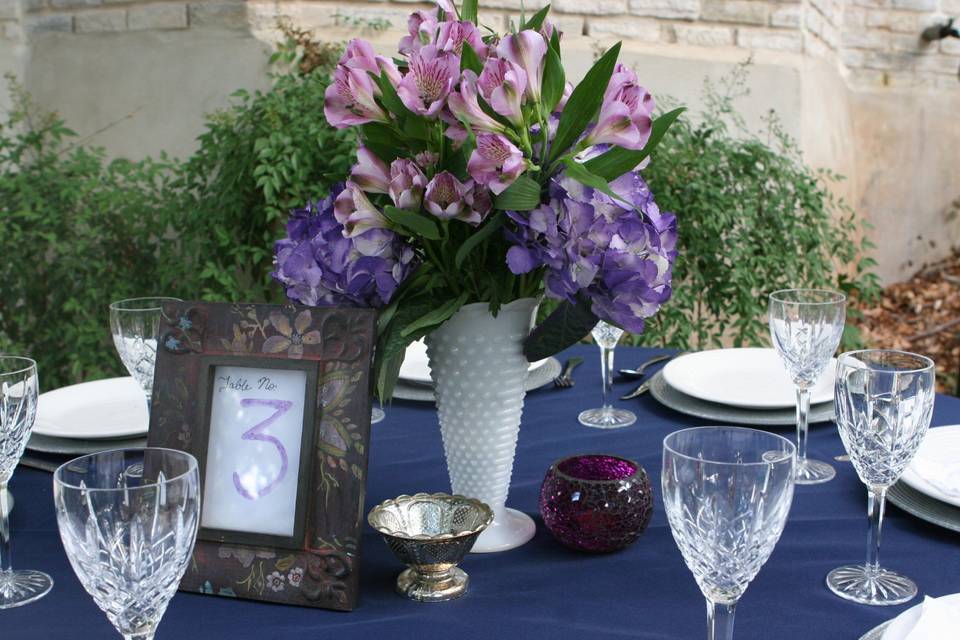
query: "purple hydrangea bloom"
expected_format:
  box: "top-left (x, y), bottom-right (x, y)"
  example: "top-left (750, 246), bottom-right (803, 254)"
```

top-left (505, 171), bottom-right (676, 333)
top-left (273, 184), bottom-right (416, 308)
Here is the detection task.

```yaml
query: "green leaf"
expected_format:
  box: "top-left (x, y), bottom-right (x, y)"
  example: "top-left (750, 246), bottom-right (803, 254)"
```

top-left (455, 211), bottom-right (506, 268)
top-left (562, 158), bottom-right (633, 208)
top-left (461, 0), bottom-right (478, 24)
top-left (541, 44), bottom-right (565, 114)
top-left (375, 70), bottom-right (407, 117)
top-left (382, 205), bottom-right (441, 240)
top-left (522, 4), bottom-right (551, 31)
top-left (401, 291), bottom-right (470, 337)
top-left (550, 27), bottom-right (561, 55)
top-left (523, 295), bottom-right (598, 361)
top-left (460, 41), bottom-right (484, 75)
top-left (492, 175), bottom-right (542, 211)
top-left (549, 42), bottom-right (621, 165)
top-left (583, 107), bottom-right (686, 181)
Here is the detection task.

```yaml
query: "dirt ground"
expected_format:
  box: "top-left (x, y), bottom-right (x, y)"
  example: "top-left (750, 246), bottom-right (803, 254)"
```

top-left (856, 251), bottom-right (960, 395)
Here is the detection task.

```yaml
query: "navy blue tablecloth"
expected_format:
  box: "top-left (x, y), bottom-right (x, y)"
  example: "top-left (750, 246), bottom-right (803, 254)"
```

top-left (5, 345), bottom-right (960, 639)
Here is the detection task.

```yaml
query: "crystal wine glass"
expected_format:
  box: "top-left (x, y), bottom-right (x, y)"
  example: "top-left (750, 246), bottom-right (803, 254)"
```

top-left (662, 426), bottom-right (796, 640)
top-left (109, 297), bottom-right (181, 414)
top-left (578, 321), bottom-right (636, 429)
top-left (827, 349), bottom-right (935, 606)
top-left (0, 356), bottom-right (53, 608)
top-left (768, 288), bottom-right (846, 484)
top-left (54, 448), bottom-right (200, 639)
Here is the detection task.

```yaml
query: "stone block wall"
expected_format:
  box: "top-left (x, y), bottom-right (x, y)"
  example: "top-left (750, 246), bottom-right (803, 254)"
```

top-left (6, 0), bottom-right (959, 92)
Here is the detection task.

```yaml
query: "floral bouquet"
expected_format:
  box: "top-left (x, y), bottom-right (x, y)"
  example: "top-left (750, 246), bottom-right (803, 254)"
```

top-left (273, 0), bottom-right (682, 400)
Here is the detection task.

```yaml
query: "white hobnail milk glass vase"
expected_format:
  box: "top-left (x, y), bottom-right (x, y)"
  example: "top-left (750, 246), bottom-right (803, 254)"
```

top-left (425, 297), bottom-right (539, 553)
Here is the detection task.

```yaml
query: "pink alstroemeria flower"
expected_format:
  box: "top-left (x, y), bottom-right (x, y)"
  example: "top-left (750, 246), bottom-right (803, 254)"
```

top-left (350, 147), bottom-right (391, 194)
top-left (397, 45), bottom-right (459, 117)
top-left (467, 133), bottom-right (527, 195)
top-left (389, 159), bottom-right (428, 210)
top-left (496, 30), bottom-right (547, 102)
top-left (477, 58), bottom-right (527, 126)
top-left (447, 70), bottom-right (507, 139)
top-left (586, 64), bottom-right (655, 150)
top-left (436, 20), bottom-right (488, 58)
top-left (424, 171), bottom-right (476, 223)
top-left (333, 181), bottom-right (390, 237)
top-left (324, 65), bottom-right (389, 129)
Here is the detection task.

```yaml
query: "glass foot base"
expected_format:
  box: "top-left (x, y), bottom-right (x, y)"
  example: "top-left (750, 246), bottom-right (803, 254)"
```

top-left (578, 407), bottom-right (636, 429)
top-left (826, 564), bottom-right (917, 606)
top-left (371, 407), bottom-right (385, 424)
top-left (795, 458), bottom-right (835, 485)
top-left (0, 570), bottom-right (53, 609)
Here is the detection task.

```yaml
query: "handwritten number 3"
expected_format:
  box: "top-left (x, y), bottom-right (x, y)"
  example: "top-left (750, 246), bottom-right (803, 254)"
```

top-left (232, 399), bottom-right (292, 500)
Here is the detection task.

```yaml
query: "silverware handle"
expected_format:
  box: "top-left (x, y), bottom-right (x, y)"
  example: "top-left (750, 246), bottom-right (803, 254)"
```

top-left (562, 357), bottom-right (584, 377)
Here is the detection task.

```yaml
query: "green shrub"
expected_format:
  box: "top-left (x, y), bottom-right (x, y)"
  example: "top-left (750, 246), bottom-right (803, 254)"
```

top-left (0, 76), bottom-right (181, 387)
top-left (172, 26), bottom-right (355, 303)
top-left (634, 62), bottom-right (881, 350)
top-left (0, 27), bottom-right (356, 389)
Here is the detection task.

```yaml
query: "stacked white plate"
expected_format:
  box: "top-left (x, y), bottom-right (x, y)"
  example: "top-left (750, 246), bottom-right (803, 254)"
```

top-left (27, 377), bottom-right (149, 460)
top-left (648, 348), bottom-right (836, 426)
top-left (392, 339), bottom-right (562, 402)
top-left (860, 593), bottom-right (960, 639)
top-left (887, 425), bottom-right (960, 533)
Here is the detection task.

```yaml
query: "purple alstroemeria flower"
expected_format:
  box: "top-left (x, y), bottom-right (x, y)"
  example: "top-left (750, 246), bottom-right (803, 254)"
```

top-left (446, 70), bottom-right (508, 140)
top-left (436, 20), bottom-right (488, 58)
top-left (333, 181), bottom-right (390, 237)
top-left (341, 38), bottom-right (401, 85)
top-left (467, 133), bottom-right (527, 195)
top-left (505, 170), bottom-right (676, 334)
top-left (415, 150), bottom-right (439, 170)
top-left (272, 184), bottom-right (416, 308)
top-left (424, 171), bottom-right (479, 224)
top-left (324, 65), bottom-right (389, 129)
top-left (399, 9), bottom-right (439, 56)
top-left (477, 57), bottom-right (527, 126)
top-left (585, 64), bottom-right (655, 151)
top-left (350, 146), bottom-right (391, 194)
top-left (389, 159), bottom-right (428, 210)
top-left (397, 45), bottom-right (459, 117)
top-left (496, 30), bottom-right (547, 102)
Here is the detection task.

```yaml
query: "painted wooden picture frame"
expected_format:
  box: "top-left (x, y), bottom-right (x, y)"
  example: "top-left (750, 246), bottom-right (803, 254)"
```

top-left (147, 301), bottom-right (375, 611)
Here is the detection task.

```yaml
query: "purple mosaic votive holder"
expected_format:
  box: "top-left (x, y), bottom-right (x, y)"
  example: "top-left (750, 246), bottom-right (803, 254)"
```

top-left (539, 454), bottom-right (654, 553)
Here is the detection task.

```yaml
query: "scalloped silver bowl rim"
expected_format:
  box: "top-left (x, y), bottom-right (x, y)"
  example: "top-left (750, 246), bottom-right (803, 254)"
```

top-left (368, 492), bottom-right (494, 541)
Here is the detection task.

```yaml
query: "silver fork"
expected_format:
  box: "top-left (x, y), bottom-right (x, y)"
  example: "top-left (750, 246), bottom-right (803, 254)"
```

top-left (618, 354), bottom-right (674, 379)
top-left (553, 357), bottom-right (584, 389)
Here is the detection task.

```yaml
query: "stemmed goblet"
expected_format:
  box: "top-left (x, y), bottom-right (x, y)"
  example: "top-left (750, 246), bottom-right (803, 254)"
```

top-left (768, 289), bottom-right (846, 484)
top-left (828, 350), bottom-right (935, 606)
top-left (0, 356), bottom-right (53, 608)
top-left (578, 321), bottom-right (636, 429)
top-left (662, 426), bottom-right (796, 640)
top-left (109, 297), bottom-right (181, 414)
top-left (54, 448), bottom-right (200, 639)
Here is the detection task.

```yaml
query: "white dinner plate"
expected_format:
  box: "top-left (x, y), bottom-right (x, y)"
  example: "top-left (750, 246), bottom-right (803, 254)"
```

top-left (398, 338), bottom-right (547, 384)
top-left (901, 425), bottom-right (960, 509)
top-left (876, 593), bottom-right (960, 639)
top-left (661, 348), bottom-right (836, 410)
top-left (33, 377), bottom-right (148, 440)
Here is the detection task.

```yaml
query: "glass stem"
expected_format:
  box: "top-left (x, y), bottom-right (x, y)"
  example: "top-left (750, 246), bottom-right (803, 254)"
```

top-left (145, 394), bottom-right (152, 418)
top-left (123, 633), bottom-right (155, 640)
top-left (795, 387), bottom-right (810, 464)
top-left (0, 482), bottom-right (11, 573)
top-left (706, 599), bottom-right (736, 640)
top-left (600, 346), bottom-right (614, 410)
top-left (865, 486), bottom-right (887, 576)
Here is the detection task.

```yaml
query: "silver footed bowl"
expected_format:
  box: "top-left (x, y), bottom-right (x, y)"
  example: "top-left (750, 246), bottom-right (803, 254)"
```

top-left (368, 493), bottom-right (493, 602)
